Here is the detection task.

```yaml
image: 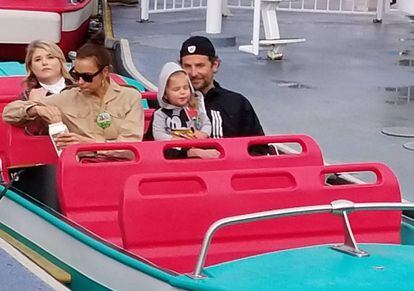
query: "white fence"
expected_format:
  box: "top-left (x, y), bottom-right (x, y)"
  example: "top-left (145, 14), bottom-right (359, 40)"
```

top-left (140, 0), bottom-right (380, 20)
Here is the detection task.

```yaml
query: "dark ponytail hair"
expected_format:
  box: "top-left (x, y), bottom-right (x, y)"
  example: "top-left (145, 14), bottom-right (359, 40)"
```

top-left (76, 31), bottom-right (112, 69)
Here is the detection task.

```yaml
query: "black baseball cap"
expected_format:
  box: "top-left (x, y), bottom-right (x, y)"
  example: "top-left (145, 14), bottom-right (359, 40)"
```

top-left (180, 36), bottom-right (216, 59)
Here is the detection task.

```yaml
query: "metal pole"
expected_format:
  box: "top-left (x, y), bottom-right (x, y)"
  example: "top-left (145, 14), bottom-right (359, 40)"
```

top-left (252, 0), bottom-right (261, 55)
top-left (222, 0), bottom-right (232, 17)
top-left (206, 0), bottom-right (222, 34)
top-left (374, 0), bottom-right (384, 23)
top-left (140, 0), bottom-right (149, 22)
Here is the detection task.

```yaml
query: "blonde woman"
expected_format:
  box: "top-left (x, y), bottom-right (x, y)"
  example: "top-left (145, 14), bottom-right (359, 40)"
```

top-left (22, 40), bottom-right (73, 100)
top-left (3, 33), bottom-right (144, 146)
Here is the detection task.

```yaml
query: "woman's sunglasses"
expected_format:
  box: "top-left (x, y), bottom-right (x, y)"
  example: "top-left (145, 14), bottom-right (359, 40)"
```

top-left (69, 67), bottom-right (104, 83)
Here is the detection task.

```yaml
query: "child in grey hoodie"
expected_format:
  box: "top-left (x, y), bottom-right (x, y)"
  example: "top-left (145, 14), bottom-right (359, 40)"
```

top-left (153, 62), bottom-right (211, 140)
top-left (153, 62), bottom-right (219, 158)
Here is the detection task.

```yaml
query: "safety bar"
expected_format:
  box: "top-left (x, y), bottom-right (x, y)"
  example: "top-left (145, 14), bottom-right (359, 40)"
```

top-left (189, 200), bottom-right (414, 279)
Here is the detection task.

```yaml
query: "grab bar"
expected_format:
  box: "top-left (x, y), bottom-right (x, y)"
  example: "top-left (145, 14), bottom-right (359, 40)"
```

top-left (189, 200), bottom-right (414, 279)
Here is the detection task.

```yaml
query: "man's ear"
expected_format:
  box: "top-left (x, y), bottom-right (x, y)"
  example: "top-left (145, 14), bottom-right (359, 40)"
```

top-left (212, 58), bottom-right (221, 73)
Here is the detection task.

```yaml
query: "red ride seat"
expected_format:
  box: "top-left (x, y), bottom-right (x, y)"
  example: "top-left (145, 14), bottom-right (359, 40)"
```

top-left (57, 135), bottom-right (324, 246)
top-left (119, 163), bottom-right (402, 273)
top-left (0, 76), bottom-right (25, 180)
top-left (0, 72), bottom-right (155, 172)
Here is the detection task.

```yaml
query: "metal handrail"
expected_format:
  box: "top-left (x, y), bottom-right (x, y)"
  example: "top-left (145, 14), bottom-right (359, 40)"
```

top-left (190, 200), bottom-right (414, 279)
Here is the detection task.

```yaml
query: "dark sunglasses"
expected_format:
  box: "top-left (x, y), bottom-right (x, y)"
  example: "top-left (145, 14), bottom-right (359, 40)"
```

top-left (69, 66), bottom-right (104, 83)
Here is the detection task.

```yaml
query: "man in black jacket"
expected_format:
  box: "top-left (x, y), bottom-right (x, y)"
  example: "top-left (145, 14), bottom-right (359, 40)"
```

top-left (145, 36), bottom-right (270, 157)
top-left (179, 36), bottom-right (265, 138)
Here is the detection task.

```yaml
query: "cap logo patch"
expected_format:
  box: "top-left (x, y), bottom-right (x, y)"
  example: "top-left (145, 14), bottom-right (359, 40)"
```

top-left (188, 45), bottom-right (196, 54)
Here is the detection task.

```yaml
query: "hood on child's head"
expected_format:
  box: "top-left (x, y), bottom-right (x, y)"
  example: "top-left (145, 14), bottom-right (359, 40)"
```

top-left (157, 62), bottom-right (194, 109)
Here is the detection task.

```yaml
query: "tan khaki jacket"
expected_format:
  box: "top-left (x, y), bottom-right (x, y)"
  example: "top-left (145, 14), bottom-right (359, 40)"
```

top-left (2, 80), bottom-right (144, 142)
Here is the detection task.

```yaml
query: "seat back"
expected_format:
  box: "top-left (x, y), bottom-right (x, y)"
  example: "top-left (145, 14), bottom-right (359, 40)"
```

top-left (120, 163), bottom-right (402, 273)
top-left (6, 125), bottom-right (57, 166)
top-left (0, 102), bottom-right (11, 182)
top-left (57, 135), bottom-right (323, 245)
top-left (0, 76), bottom-right (25, 180)
top-left (0, 76), bottom-right (58, 168)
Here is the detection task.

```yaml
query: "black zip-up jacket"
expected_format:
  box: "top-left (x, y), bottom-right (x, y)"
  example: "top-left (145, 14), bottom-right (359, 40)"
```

top-left (204, 81), bottom-right (264, 138)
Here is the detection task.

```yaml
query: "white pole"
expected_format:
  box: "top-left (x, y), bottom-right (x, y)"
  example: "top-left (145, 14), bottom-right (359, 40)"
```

top-left (206, 0), bottom-right (222, 34)
top-left (252, 0), bottom-right (261, 55)
top-left (375, 0), bottom-right (384, 22)
top-left (140, 0), bottom-right (149, 22)
top-left (222, 0), bottom-right (232, 17)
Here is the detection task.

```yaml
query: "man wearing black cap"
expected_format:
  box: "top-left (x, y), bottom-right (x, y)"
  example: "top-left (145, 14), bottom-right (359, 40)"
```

top-left (180, 36), bottom-right (265, 139)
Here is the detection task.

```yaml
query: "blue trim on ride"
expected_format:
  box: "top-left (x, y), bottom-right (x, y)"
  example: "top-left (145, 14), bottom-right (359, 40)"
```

top-left (0, 62), bottom-right (26, 76)
top-left (171, 244), bottom-right (414, 290)
top-left (0, 185), bottom-right (177, 284)
top-left (122, 75), bottom-right (145, 92)
top-left (122, 75), bottom-right (149, 108)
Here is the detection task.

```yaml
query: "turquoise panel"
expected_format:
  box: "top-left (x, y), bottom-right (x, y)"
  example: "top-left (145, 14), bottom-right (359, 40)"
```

top-left (172, 244), bottom-right (414, 290)
top-left (141, 98), bottom-right (149, 109)
top-left (0, 62), bottom-right (25, 76)
top-left (117, 75), bottom-right (148, 108)
top-left (122, 75), bottom-right (146, 92)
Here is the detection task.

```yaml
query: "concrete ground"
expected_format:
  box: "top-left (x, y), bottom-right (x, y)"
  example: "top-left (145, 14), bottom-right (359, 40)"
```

top-left (110, 5), bottom-right (414, 201)
top-left (0, 238), bottom-right (67, 290)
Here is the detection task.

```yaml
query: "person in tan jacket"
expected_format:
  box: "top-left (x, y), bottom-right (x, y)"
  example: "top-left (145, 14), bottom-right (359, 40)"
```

top-left (2, 35), bottom-right (144, 149)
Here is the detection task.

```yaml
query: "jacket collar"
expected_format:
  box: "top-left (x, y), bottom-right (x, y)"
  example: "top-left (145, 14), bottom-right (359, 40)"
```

top-left (102, 79), bottom-right (122, 103)
top-left (205, 80), bottom-right (221, 99)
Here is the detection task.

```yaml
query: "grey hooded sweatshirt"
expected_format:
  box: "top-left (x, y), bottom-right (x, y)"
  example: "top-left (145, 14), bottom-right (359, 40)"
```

top-left (152, 62), bottom-right (211, 140)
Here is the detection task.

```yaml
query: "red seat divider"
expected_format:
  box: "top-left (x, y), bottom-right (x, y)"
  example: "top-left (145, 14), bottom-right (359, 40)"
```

top-left (119, 162), bottom-right (401, 273)
top-left (57, 134), bottom-right (323, 246)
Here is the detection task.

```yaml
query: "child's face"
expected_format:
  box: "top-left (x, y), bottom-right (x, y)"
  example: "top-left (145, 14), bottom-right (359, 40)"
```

top-left (165, 72), bottom-right (191, 107)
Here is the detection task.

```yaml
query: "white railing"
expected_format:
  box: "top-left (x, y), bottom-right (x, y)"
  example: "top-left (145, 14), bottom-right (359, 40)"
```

top-left (140, 0), bottom-right (207, 20)
top-left (277, 0), bottom-right (378, 13)
top-left (140, 0), bottom-right (381, 21)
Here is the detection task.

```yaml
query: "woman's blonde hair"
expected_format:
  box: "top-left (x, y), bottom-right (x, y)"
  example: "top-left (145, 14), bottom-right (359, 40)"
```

top-left (24, 40), bottom-right (72, 90)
